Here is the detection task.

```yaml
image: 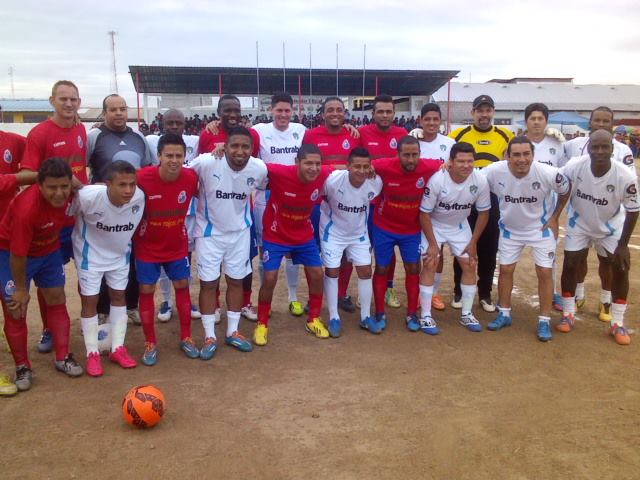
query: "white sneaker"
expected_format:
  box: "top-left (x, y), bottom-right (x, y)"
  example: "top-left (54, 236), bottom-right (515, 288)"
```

top-left (450, 295), bottom-right (462, 309)
top-left (214, 307), bottom-right (222, 325)
top-left (241, 304), bottom-right (258, 321)
top-left (479, 298), bottom-right (496, 313)
top-left (190, 304), bottom-right (202, 320)
top-left (127, 308), bottom-right (141, 325)
top-left (157, 301), bottom-right (172, 322)
top-left (459, 313), bottom-right (482, 332)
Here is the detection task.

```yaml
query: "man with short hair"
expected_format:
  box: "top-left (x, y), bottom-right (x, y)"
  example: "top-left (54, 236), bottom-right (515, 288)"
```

top-left (483, 137), bottom-right (571, 342)
top-left (557, 129), bottom-right (638, 345)
top-left (1, 159), bottom-right (84, 391)
top-left (71, 160), bottom-right (145, 376)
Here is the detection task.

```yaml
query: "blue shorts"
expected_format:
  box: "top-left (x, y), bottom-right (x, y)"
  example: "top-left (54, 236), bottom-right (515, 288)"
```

top-left (371, 224), bottom-right (420, 267)
top-left (60, 225), bottom-right (74, 264)
top-left (311, 204), bottom-right (321, 246)
top-left (136, 257), bottom-right (191, 285)
top-left (262, 239), bottom-right (322, 271)
top-left (0, 249), bottom-right (65, 300)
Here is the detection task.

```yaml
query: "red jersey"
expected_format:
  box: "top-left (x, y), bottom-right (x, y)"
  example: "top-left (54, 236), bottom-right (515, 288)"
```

top-left (372, 157), bottom-right (440, 235)
top-left (302, 126), bottom-right (360, 166)
top-left (0, 184), bottom-right (71, 257)
top-left (262, 164), bottom-right (332, 245)
top-left (135, 166), bottom-right (198, 262)
top-left (21, 119), bottom-right (88, 184)
top-left (198, 126), bottom-right (260, 157)
top-left (0, 131), bottom-right (26, 213)
top-left (358, 124), bottom-right (407, 159)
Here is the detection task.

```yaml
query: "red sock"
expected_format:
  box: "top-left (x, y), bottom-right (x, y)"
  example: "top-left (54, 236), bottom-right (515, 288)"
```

top-left (308, 293), bottom-right (323, 321)
top-left (3, 303), bottom-right (29, 367)
top-left (37, 288), bottom-right (48, 330)
top-left (338, 262), bottom-right (353, 298)
top-left (243, 289), bottom-right (251, 307)
top-left (46, 304), bottom-right (70, 361)
top-left (614, 299), bottom-right (627, 304)
top-left (174, 287), bottom-right (192, 340)
top-left (138, 292), bottom-right (157, 344)
top-left (258, 301), bottom-right (271, 327)
top-left (405, 274), bottom-right (419, 316)
top-left (386, 254), bottom-right (396, 288)
top-left (373, 273), bottom-right (387, 314)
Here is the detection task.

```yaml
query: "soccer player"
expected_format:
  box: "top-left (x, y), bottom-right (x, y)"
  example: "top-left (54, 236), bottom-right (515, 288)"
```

top-left (190, 126), bottom-right (267, 358)
top-left (20, 80), bottom-right (87, 354)
top-left (358, 94), bottom-right (408, 310)
top-left (252, 93), bottom-right (307, 317)
top-left (253, 144), bottom-right (333, 346)
top-left (134, 133), bottom-right (198, 366)
top-left (0, 159), bottom-right (84, 391)
top-left (419, 142), bottom-right (490, 334)
top-left (557, 129), bottom-right (638, 345)
top-left (371, 136), bottom-right (441, 331)
top-left (320, 147), bottom-right (382, 336)
top-left (483, 137), bottom-right (571, 341)
top-left (71, 161), bottom-right (145, 376)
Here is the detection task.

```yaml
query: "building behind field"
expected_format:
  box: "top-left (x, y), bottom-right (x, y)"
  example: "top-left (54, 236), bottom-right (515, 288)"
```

top-left (0, 98), bottom-right (53, 123)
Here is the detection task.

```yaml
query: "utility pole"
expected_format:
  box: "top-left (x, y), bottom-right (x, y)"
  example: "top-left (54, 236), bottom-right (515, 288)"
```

top-left (108, 30), bottom-right (118, 93)
top-left (8, 66), bottom-right (15, 98)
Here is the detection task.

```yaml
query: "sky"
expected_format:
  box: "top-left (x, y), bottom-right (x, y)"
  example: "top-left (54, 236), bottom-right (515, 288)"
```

top-left (1, 0), bottom-right (640, 106)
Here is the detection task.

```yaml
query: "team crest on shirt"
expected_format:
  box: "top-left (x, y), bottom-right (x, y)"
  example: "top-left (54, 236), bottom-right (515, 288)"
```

top-left (532, 182), bottom-right (541, 190)
top-left (416, 177), bottom-right (425, 189)
top-left (187, 146), bottom-right (194, 155)
top-left (389, 138), bottom-right (397, 149)
top-left (550, 148), bottom-right (556, 155)
top-left (262, 250), bottom-right (270, 262)
top-left (4, 280), bottom-right (16, 297)
top-left (293, 132), bottom-right (299, 140)
top-left (623, 155), bottom-right (634, 165)
top-left (368, 191), bottom-right (375, 200)
top-left (342, 139), bottom-right (351, 150)
top-left (424, 186), bottom-right (431, 197)
top-left (3, 149), bottom-right (12, 164)
top-left (77, 135), bottom-right (84, 149)
top-left (470, 185), bottom-right (478, 194)
top-left (548, 251), bottom-right (555, 259)
top-left (132, 205), bottom-right (140, 214)
top-left (440, 144), bottom-right (447, 151)
top-left (310, 188), bottom-right (319, 201)
top-left (626, 184), bottom-right (637, 195)
top-left (606, 185), bottom-right (615, 193)
top-left (177, 190), bottom-right (187, 204)
top-left (247, 177), bottom-right (255, 187)
top-left (555, 174), bottom-right (565, 185)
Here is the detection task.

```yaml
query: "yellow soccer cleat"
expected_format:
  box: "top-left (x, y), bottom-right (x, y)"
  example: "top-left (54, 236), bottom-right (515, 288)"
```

top-left (253, 323), bottom-right (269, 346)
top-left (305, 318), bottom-right (329, 339)
top-left (0, 373), bottom-right (18, 397)
top-left (385, 288), bottom-right (401, 308)
top-left (598, 303), bottom-right (612, 323)
top-left (288, 301), bottom-right (304, 317)
top-left (575, 296), bottom-right (586, 310)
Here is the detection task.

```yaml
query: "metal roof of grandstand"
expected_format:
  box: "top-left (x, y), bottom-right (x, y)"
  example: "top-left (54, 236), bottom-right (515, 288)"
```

top-left (129, 66), bottom-right (459, 97)
top-left (432, 82), bottom-right (640, 111)
top-left (0, 99), bottom-right (53, 112)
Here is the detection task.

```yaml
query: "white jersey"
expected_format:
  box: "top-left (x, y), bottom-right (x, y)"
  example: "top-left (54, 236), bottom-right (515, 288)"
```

top-left (531, 135), bottom-right (566, 168)
top-left (146, 134), bottom-right (200, 166)
top-left (71, 185), bottom-right (145, 271)
top-left (319, 170), bottom-right (382, 242)
top-left (418, 134), bottom-right (455, 162)
top-left (561, 155), bottom-right (639, 238)
top-left (420, 169), bottom-right (491, 228)
top-left (483, 161), bottom-right (570, 240)
top-left (189, 154), bottom-right (267, 236)
top-left (564, 136), bottom-right (636, 175)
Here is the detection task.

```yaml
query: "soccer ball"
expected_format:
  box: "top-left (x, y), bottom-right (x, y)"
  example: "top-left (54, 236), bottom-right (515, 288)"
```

top-left (122, 385), bottom-right (166, 428)
top-left (97, 323), bottom-right (112, 355)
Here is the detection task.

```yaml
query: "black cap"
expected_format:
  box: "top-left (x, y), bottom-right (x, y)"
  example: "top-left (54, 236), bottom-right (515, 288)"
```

top-left (472, 95), bottom-right (495, 109)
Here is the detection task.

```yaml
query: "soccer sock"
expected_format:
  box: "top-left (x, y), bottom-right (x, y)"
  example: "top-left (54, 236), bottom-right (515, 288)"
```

top-left (538, 315), bottom-right (550, 324)
top-left (47, 304), bottom-right (71, 361)
top-left (37, 288), bottom-right (48, 330)
top-left (138, 292), bottom-right (157, 344)
top-left (226, 310), bottom-right (241, 337)
top-left (202, 314), bottom-right (217, 339)
top-left (551, 260), bottom-right (558, 296)
top-left (405, 274), bottom-right (419, 316)
top-left (3, 314), bottom-right (29, 368)
top-left (175, 287), bottom-right (192, 340)
top-left (600, 290), bottom-right (612, 305)
top-left (611, 300), bottom-right (627, 327)
top-left (258, 302), bottom-right (271, 327)
top-left (386, 253), bottom-right (396, 289)
top-left (285, 258), bottom-right (299, 302)
top-left (575, 282), bottom-right (585, 299)
top-left (308, 292), bottom-right (323, 322)
top-left (324, 274), bottom-right (340, 321)
top-left (373, 273), bottom-right (387, 314)
top-left (338, 262), bottom-right (353, 298)
top-left (109, 305), bottom-right (128, 351)
top-left (460, 283), bottom-right (476, 316)
top-left (158, 269), bottom-right (172, 306)
top-left (243, 289), bottom-right (252, 307)
top-left (498, 306), bottom-right (512, 317)
top-left (562, 293), bottom-right (576, 316)
top-left (358, 278), bottom-right (373, 321)
top-left (419, 284), bottom-right (434, 318)
top-left (81, 315), bottom-right (99, 355)
top-left (433, 272), bottom-right (443, 296)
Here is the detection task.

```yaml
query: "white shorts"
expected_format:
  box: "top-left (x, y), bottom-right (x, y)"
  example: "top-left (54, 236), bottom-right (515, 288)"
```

top-left (254, 201), bottom-right (267, 247)
top-left (76, 264), bottom-right (129, 296)
top-left (321, 237), bottom-right (372, 269)
top-left (499, 235), bottom-right (557, 268)
top-left (420, 223), bottom-right (472, 258)
top-left (564, 228), bottom-right (618, 257)
top-left (186, 214), bottom-right (196, 252)
top-left (195, 230), bottom-right (252, 281)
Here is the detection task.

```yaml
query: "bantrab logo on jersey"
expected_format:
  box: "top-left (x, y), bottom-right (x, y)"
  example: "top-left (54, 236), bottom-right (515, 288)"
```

top-left (416, 177), bottom-right (425, 189)
top-left (470, 185), bottom-right (478, 194)
top-left (606, 185), bottom-right (615, 193)
top-left (247, 177), bottom-right (255, 187)
top-left (532, 182), bottom-right (541, 190)
top-left (77, 135), bottom-right (84, 149)
top-left (177, 190), bottom-right (187, 204)
top-left (3, 149), bottom-right (12, 164)
top-left (310, 188), bottom-right (319, 201)
top-left (342, 139), bottom-right (351, 150)
top-left (389, 138), bottom-right (397, 149)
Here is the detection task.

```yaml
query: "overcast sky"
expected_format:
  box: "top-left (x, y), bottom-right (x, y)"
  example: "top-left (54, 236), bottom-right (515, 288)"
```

top-left (2, 0), bottom-right (639, 106)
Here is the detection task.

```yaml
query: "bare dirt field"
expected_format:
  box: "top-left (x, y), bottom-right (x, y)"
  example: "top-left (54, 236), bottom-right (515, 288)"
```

top-left (2, 237), bottom-right (640, 480)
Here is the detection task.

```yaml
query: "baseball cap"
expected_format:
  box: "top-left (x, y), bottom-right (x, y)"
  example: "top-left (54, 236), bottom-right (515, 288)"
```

top-left (614, 125), bottom-right (627, 134)
top-left (472, 95), bottom-right (495, 109)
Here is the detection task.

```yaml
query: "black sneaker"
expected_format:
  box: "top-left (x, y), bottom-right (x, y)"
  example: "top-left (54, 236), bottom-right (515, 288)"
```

top-left (54, 353), bottom-right (84, 377)
top-left (338, 295), bottom-right (356, 313)
top-left (15, 365), bottom-right (33, 391)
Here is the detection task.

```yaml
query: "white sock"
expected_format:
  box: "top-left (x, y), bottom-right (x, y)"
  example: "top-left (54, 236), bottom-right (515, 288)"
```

top-left (460, 283), bottom-right (476, 316)
top-left (159, 268), bottom-right (172, 306)
top-left (81, 315), bottom-right (99, 355)
top-left (226, 310), bottom-right (241, 337)
top-left (611, 302), bottom-right (626, 327)
top-left (419, 284), bottom-right (433, 317)
top-left (324, 274), bottom-right (340, 320)
top-left (109, 305), bottom-right (127, 350)
top-left (538, 315), bottom-right (550, 324)
top-left (358, 277), bottom-right (372, 320)
top-left (202, 314), bottom-right (217, 339)
top-left (551, 259), bottom-right (558, 296)
top-left (562, 296), bottom-right (576, 315)
top-left (286, 258), bottom-right (299, 302)
top-left (498, 306), bottom-right (512, 317)
top-left (600, 290), bottom-right (612, 305)
top-left (433, 272), bottom-right (442, 296)
top-left (575, 282), bottom-right (585, 299)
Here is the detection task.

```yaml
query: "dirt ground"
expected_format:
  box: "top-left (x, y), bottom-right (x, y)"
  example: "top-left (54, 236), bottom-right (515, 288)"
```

top-left (2, 234), bottom-right (640, 480)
